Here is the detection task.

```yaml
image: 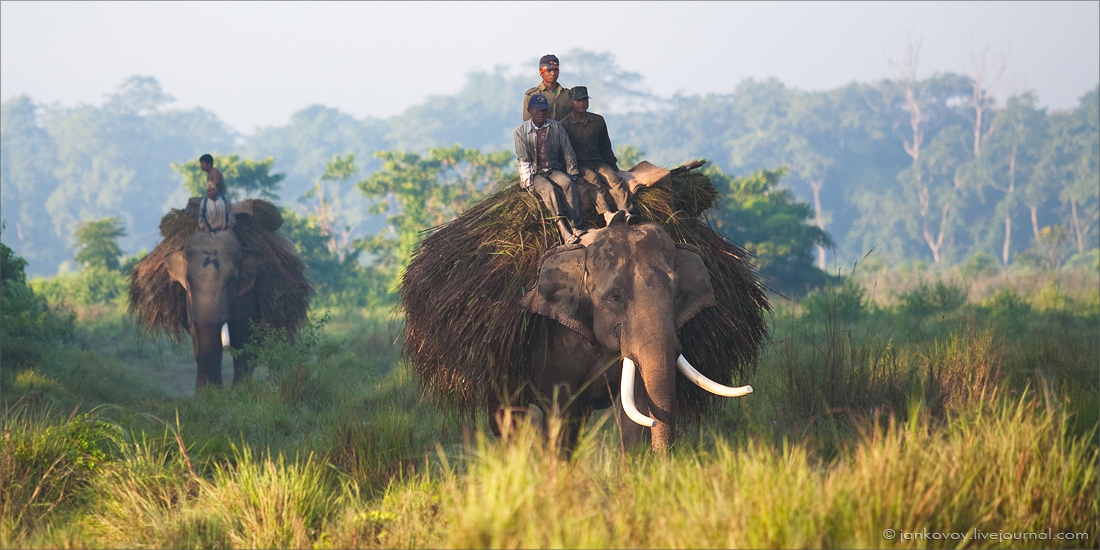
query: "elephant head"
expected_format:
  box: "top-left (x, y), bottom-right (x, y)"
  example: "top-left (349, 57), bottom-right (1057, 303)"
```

top-left (165, 230), bottom-right (263, 388)
top-left (521, 221), bottom-right (751, 450)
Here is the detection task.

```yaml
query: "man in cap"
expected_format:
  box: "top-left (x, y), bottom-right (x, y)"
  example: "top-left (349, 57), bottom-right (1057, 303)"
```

top-left (514, 93), bottom-right (586, 244)
top-left (560, 86), bottom-right (635, 225)
top-left (522, 54), bottom-right (572, 122)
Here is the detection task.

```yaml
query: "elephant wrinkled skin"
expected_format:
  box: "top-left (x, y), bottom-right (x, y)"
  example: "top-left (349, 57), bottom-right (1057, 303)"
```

top-left (511, 220), bottom-right (751, 452)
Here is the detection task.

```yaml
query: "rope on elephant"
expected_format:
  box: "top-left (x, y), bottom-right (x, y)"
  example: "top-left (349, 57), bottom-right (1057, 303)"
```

top-left (129, 199), bottom-right (313, 342)
top-left (400, 165), bottom-right (771, 423)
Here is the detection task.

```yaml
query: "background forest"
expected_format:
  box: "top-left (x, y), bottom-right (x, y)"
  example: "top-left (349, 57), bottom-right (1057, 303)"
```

top-left (3, 50), bottom-right (1097, 291)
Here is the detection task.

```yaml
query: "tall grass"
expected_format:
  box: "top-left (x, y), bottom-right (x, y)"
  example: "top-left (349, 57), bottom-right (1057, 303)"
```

top-left (1, 270), bottom-right (1096, 548)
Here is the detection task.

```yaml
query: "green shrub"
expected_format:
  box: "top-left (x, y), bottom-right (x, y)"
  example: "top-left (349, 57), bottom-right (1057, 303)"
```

top-left (1, 242), bottom-right (76, 370)
top-left (895, 279), bottom-right (967, 319)
top-left (1, 406), bottom-right (124, 534)
top-left (800, 276), bottom-right (870, 324)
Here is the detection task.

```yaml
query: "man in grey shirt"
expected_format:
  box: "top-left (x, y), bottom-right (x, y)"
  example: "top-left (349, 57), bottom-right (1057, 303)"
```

top-left (514, 94), bottom-right (586, 244)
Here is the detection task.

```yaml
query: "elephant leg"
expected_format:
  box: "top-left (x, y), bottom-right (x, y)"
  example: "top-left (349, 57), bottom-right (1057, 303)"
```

top-left (227, 317), bottom-right (253, 385)
top-left (492, 404), bottom-right (541, 440)
top-left (556, 404), bottom-right (591, 457)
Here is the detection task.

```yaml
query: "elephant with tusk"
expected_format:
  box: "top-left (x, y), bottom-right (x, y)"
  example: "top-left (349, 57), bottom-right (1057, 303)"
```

top-left (129, 199), bottom-right (313, 392)
top-left (400, 165), bottom-right (769, 455)
top-left (519, 219), bottom-right (753, 451)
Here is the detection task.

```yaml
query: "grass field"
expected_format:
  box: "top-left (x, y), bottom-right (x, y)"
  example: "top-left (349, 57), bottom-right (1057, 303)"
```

top-left (2, 269), bottom-right (1098, 548)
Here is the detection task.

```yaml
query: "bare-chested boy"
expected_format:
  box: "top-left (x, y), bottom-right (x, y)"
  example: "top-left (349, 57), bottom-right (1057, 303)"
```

top-left (199, 154), bottom-right (227, 198)
top-left (198, 154), bottom-right (233, 232)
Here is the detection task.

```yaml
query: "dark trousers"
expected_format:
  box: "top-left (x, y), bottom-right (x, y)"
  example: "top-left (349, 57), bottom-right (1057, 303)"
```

top-left (526, 170), bottom-right (583, 229)
top-left (577, 162), bottom-right (632, 215)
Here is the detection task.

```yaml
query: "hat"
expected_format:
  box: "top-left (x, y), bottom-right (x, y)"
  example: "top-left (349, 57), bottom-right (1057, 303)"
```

top-left (539, 54), bottom-right (559, 69)
top-left (570, 86), bottom-right (590, 101)
top-left (528, 94), bottom-right (550, 111)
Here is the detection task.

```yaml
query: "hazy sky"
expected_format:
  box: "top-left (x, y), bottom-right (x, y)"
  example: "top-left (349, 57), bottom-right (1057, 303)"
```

top-left (3, 1), bottom-right (1097, 135)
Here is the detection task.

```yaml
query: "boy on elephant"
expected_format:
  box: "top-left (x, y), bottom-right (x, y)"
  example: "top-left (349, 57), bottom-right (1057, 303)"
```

top-left (200, 179), bottom-right (235, 232)
top-left (200, 153), bottom-right (227, 198)
top-left (514, 93), bottom-right (587, 245)
top-left (198, 154), bottom-right (234, 232)
top-left (560, 86), bottom-right (636, 225)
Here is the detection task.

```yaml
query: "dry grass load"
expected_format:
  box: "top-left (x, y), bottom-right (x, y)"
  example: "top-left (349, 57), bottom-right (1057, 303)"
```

top-left (401, 168), bottom-right (770, 422)
top-left (128, 199), bottom-right (313, 341)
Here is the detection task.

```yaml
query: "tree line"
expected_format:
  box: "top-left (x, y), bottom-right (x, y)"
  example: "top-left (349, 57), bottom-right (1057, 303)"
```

top-left (2, 50), bottom-right (1097, 284)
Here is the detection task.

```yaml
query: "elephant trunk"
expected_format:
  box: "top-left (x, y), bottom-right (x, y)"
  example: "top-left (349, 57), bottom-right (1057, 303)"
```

top-left (192, 321), bottom-right (225, 388)
top-left (623, 325), bottom-right (679, 451)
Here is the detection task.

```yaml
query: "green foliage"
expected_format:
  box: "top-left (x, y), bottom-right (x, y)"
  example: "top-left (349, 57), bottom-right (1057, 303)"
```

top-left (614, 144), bottom-right (645, 168)
top-left (896, 279), bottom-right (968, 319)
top-left (73, 216), bottom-right (126, 270)
top-left (356, 145), bottom-right (514, 288)
top-left (960, 251), bottom-right (999, 279)
top-left (279, 209), bottom-right (383, 308)
top-left (30, 266), bottom-right (130, 308)
top-left (709, 165), bottom-right (832, 294)
top-left (172, 153), bottom-right (286, 201)
top-left (0, 239), bottom-right (75, 369)
top-left (1, 407), bottom-right (125, 534)
top-left (241, 313), bottom-right (342, 407)
top-left (799, 276), bottom-right (870, 324)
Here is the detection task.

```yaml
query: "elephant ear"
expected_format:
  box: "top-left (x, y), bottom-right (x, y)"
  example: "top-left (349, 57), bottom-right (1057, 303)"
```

top-left (520, 243), bottom-right (595, 343)
top-left (238, 248), bottom-right (264, 296)
top-left (165, 249), bottom-right (188, 289)
top-left (674, 243), bottom-right (718, 328)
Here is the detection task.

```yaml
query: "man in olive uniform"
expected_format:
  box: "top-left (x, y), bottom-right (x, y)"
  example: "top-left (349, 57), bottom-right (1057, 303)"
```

top-left (521, 54), bottom-right (572, 122)
top-left (514, 94), bottom-right (586, 244)
top-left (560, 86), bottom-right (635, 225)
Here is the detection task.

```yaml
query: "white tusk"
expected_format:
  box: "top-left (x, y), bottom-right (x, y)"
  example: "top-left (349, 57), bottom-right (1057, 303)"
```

top-left (221, 323), bottom-right (230, 347)
top-left (620, 357), bottom-right (657, 427)
top-left (677, 355), bottom-right (753, 397)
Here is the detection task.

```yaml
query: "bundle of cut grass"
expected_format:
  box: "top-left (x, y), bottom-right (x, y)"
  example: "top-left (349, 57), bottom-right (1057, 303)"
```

top-left (129, 199), bottom-right (313, 342)
top-left (401, 168), bottom-right (770, 423)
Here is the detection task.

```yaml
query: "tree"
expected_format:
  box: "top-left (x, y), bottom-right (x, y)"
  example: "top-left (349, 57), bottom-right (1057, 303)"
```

top-left (73, 217), bottom-right (126, 270)
top-left (300, 153), bottom-right (361, 259)
top-left (708, 165), bottom-right (832, 294)
top-left (356, 145), bottom-right (514, 287)
top-left (171, 153), bottom-right (285, 201)
top-left (973, 92), bottom-right (1045, 264)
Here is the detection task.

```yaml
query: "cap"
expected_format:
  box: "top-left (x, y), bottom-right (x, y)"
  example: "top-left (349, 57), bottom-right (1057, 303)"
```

top-left (570, 86), bottom-right (590, 101)
top-left (528, 94), bottom-right (550, 111)
top-left (539, 54), bottom-right (559, 70)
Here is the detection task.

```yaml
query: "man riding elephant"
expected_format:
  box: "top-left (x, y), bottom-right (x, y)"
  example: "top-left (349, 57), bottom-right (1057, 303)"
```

top-left (514, 93), bottom-right (587, 245)
top-left (560, 85), bottom-right (636, 225)
top-left (522, 54), bottom-right (572, 122)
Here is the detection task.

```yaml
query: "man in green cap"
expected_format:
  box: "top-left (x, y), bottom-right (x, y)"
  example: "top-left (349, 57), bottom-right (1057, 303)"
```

top-left (560, 86), bottom-right (635, 224)
top-left (522, 54), bottom-right (572, 122)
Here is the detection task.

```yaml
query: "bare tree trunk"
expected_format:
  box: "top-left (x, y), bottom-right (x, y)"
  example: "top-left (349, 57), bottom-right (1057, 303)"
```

top-left (1071, 198), bottom-right (1085, 254)
top-left (923, 203), bottom-right (950, 262)
top-left (1030, 206), bottom-right (1040, 242)
top-left (810, 178), bottom-right (826, 269)
top-left (969, 45), bottom-right (1006, 157)
top-left (1003, 144), bottom-right (1017, 265)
